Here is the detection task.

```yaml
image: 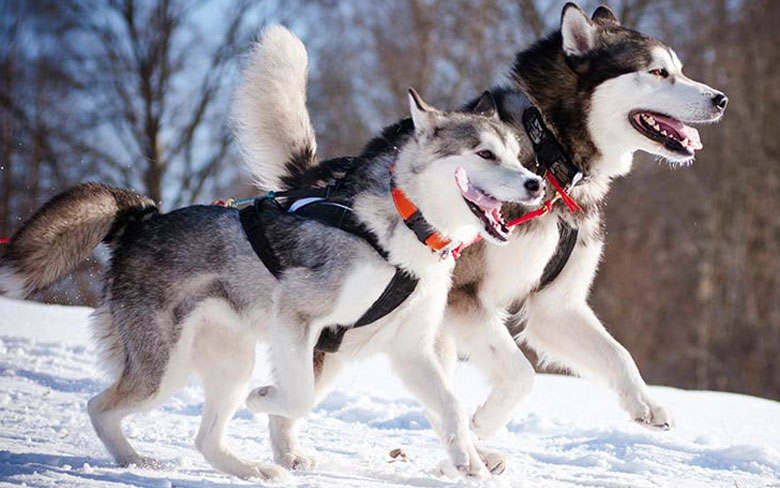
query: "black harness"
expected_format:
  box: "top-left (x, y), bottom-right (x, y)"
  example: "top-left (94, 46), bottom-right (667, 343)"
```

top-left (239, 185), bottom-right (418, 353)
top-left (522, 106), bottom-right (583, 290)
top-left (237, 105), bottom-right (584, 354)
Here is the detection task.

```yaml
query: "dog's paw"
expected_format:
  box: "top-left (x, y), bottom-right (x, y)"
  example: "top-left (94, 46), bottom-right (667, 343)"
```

top-left (436, 458), bottom-right (458, 478)
top-left (440, 442), bottom-right (491, 480)
top-left (634, 402), bottom-right (674, 430)
top-left (437, 458), bottom-right (490, 480)
top-left (622, 390), bottom-right (675, 430)
top-left (479, 449), bottom-right (508, 475)
top-left (275, 449), bottom-right (317, 471)
top-left (226, 461), bottom-right (289, 481)
top-left (118, 456), bottom-right (165, 470)
top-left (457, 462), bottom-right (490, 480)
top-left (248, 463), bottom-right (290, 482)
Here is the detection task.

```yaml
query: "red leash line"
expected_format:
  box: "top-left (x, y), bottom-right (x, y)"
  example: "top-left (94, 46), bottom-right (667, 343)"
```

top-left (0, 237), bottom-right (10, 244)
top-left (506, 170), bottom-right (581, 228)
top-left (506, 201), bottom-right (554, 228)
top-left (450, 171), bottom-right (583, 258)
top-left (451, 198), bottom-right (553, 258)
top-left (543, 169), bottom-right (582, 213)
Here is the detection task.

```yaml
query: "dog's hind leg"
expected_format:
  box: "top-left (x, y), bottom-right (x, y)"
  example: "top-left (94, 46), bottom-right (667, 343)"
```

top-left (88, 312), bottom-right (182, 469)
top-left (268, 351), bottom-right (344, 470)
top-left (87, 378), bottom-right (161, 469)
top-left (192, 307), bottom-right (288, 481)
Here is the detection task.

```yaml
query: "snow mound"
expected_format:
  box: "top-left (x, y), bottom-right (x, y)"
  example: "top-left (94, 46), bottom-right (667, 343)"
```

top-left (1, 296), bottom-right (778, 487)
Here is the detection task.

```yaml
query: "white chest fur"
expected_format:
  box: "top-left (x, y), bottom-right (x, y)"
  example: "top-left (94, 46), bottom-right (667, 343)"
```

top-left (480, 216), bottom-right (560, 308)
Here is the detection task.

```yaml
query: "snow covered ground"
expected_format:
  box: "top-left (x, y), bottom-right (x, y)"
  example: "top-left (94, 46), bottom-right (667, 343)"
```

top-left (0, 296), bottom-right (778, 488)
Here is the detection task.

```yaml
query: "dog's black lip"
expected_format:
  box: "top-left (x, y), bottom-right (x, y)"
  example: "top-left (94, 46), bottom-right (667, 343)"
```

top-left (464, 198), bottom-right (509, 243)
top-left (628, 110), bottom-right (694, 157)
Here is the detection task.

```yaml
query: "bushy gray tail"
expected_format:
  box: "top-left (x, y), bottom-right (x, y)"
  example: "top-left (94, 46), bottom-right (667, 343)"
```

top-left (0, 183), bottom-right (157, 299)
top-left (232, 25), bottom-right (317, 191)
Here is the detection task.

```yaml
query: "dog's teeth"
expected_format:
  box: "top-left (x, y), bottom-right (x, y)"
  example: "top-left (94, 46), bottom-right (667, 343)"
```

top-left (682, 137), bottom-right (689, 146)
top-left (647, 116), bottom-right (655, 124)
top-left (661, 130), bottom-right (668, 136)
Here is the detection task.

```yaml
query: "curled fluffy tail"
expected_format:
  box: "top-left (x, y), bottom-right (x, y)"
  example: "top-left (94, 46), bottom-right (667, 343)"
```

top-left (0, 183), bottom-right (156, 299)
top-left (233, 25), bottom-right (317, 191)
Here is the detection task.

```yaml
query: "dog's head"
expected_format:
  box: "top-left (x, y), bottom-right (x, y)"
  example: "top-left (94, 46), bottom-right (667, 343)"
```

top-left (515, 3), bottom-right (727, 175)
top-left (396, 88), bottom-right (544, 245)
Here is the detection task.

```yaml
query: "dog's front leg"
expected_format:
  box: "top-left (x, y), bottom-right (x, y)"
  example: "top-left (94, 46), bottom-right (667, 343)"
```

top-left (443, 303), bottom-right (535, 440)
top-left (523, 240), bottom-right (674, 429)
top-left (246, 314), bottom-right (317, 419)
top-left (268, 351), bottom-right (345, 471)
top-left (390, 343), bottom-right (488, 479)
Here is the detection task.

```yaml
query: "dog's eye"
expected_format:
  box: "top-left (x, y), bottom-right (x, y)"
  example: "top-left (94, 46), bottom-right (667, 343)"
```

top-left (649, 68), bottom-right (669, 78)
top-left (477, 150), bottom-right (496, 160)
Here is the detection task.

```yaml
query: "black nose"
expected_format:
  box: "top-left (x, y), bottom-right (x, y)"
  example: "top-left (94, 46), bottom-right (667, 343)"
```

top-left (524, 178), bottom-right (541, 193)
top-left (712, 93), bottom-right (728, 111)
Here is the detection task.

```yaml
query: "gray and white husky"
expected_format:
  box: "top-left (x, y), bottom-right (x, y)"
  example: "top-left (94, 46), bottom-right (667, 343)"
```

top-left (0, 26), bottom-right (543, 480)
top-left (242, 3), bottom-right (728, 474)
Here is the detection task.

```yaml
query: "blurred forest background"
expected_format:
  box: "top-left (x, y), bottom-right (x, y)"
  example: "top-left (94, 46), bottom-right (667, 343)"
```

top-left (1, 0), bottom-right (777, 400)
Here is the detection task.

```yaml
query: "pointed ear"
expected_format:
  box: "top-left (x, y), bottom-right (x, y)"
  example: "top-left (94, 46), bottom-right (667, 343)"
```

top-left (561, 2), bottom-right (598, 57)
top-left (473, 91), bottom-right (499, 120)
top-left (592, 5), bottom-right (620, 26)
top-left (408, 87), bottom-right (436, 132)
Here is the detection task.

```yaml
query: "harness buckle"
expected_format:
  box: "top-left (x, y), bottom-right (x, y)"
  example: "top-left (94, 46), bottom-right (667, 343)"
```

top-left (437, 244), bottom-right (460, 261)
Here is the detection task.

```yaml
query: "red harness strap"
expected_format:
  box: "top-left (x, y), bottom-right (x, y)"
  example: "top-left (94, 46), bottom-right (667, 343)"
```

top-left (0, 237), bottom-right (10, 244)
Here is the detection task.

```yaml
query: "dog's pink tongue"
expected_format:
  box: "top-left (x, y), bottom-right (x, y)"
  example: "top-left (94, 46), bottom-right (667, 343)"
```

top-left (655, 114), bottom-right (703, 150)
top-left (681, 125), bottom-right (703, 150)
top-left (454, 166), bottom-right (500, 209)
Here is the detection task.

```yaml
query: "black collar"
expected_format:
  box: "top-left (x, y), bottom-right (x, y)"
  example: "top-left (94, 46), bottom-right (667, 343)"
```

top-left (522, 106), bottom-right (584, 189)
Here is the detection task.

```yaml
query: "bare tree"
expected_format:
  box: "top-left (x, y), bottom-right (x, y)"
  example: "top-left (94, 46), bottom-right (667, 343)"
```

top-left (0, 0), bottom-right (280, 304)
top-left (77, 0), bottom-right (258, 207)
